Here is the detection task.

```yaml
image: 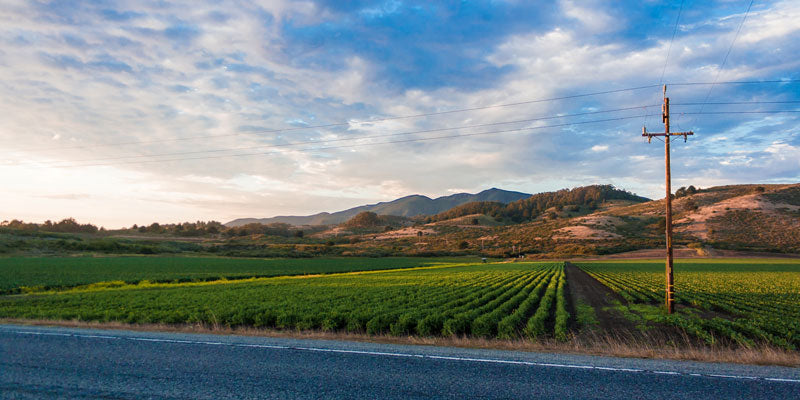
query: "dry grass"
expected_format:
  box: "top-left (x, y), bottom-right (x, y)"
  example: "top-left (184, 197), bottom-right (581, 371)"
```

top-left (3, 318), bottom-right (797, 367)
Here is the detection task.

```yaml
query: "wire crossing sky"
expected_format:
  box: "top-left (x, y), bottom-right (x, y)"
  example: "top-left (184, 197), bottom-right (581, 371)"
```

top-left (1, 0), bottom-right (799, 227)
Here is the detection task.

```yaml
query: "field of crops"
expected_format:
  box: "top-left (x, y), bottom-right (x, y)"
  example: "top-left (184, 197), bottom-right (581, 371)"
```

top-left (0, 256), bottom-right (479, 294)
top-left (0, 261), bottom-right (570, 340)
top-left (576, 259), bottom-right (800, 349)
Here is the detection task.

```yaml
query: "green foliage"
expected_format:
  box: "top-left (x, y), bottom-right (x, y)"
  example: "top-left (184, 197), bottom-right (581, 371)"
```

top-left (524, 273), bottom-right (559, 339)
top-left (553, 272), bottom-right (570, 341)
top-left (0, 256), bottom-right (472, 294)
top-left (574, 300), bottom-right (599, 330)
top-left (1, 218), bottom-right (99, 234)
top-left (577, 260), bottom-right (800, 349)
top-left (0, 261), bottom-right (571, 342)
top-left (429, 185), bottom-right (649, 223)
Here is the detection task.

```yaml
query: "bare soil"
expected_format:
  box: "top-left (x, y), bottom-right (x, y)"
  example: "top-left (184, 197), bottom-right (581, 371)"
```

top-left (574, 246), bottom-right (800, 260)
top-left (564, 263), bottom-right (728, 351)
top-left (552, 225), bottom-right (622, 240)
top-left (565, 262), bottom-right (637, 334)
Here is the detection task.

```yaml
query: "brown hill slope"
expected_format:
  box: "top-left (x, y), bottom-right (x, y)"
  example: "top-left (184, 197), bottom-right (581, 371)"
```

top-left (400, 183), bottom-right (800, 257)
top-left (550, 183), bottom-right (800, 253)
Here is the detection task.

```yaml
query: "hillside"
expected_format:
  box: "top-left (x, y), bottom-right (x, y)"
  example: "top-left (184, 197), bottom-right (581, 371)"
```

top-left (329, 183), bottom-right (800, 258)
top-left (509, 183), bottom-right (800, 254)
top-left (429, 185), bottom-right (649, 223)
top-left (225, 188), bottom-right (531, 227)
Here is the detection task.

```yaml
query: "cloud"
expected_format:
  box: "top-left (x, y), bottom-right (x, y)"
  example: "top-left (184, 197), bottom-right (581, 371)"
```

top-left (0, 0), bottom-right (798, 227)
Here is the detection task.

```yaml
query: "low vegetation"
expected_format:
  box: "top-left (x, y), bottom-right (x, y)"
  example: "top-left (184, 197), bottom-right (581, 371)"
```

top-left (0, 256), bottom-right (477, 294)
top-left (0, 262), bottom-right (572, 341)
top-left (577, 259), bottom-right (800, 350)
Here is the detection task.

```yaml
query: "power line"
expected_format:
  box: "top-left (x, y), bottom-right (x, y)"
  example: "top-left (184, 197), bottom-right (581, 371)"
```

top-left (659, 0), bottom-right (685, 84)
top-left (24, 105), bottom-right (658, 165)
top-left (30, 102), bottom-right (796, 166)
top-left (646, 0), bottom-right (685, 130)
top-left (19, 84), bottom-right (663, 153)
top-left (694, 0), bottom-right (756, 124)
top-left (13, 101), bottom-right (797, 168)
top-left (47, 114), bottom-right (656, 169)
top-left (11, 80), bottom-right (796, 155)
top-left (669, 79), bottom-right (800, 86)
top-left (680, 110), bottom-right (800, 115)
top-left (672, 101), bottom-right (800, 105)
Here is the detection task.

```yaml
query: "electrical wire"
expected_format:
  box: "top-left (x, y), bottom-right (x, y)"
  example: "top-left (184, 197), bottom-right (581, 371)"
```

top-left (645, 0), bottom-right (685, 130)
top-left (44, 114), bottom-right (657, 169)
top-left (672, 101), bottom-right (800, 105)
top-left (668, 79), bottom-right (800, 86)
top-left (14, 80), bottom-right (797, 155)
top-left (696, 0), bottom-right (755, 113)
top-left (19, 85), bottom-right (663, 153)
top-left (681, 110), bottom-right (800, 115)
top-left (24, 105), bottom-right (658, 165)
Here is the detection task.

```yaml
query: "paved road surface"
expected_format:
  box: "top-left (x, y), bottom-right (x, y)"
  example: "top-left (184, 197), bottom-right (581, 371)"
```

top-left (1, 324), bottom-right (798, 399)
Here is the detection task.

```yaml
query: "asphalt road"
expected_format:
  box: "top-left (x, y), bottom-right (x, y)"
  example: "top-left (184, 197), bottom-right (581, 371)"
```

top-left (1, 324), bottom-right (798, 399)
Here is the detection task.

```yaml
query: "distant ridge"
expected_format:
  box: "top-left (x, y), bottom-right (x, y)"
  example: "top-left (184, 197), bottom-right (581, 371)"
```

top-left (225, 188), bottom-right (531, 227)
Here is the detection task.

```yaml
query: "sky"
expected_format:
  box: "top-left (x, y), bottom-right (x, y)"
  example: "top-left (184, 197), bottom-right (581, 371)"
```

top-left (1, 0), bottom-right (799, 228)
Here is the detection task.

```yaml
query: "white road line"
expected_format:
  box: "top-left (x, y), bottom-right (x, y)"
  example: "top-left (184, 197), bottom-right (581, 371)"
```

top-left (3, 328), bottom-right (799, 384)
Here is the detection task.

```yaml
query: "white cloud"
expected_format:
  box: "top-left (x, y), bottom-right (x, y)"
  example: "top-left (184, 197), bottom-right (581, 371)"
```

top-left (560, 0), bottom-right (614, 33)
top-left (0, 1), bottom-right (798, 226)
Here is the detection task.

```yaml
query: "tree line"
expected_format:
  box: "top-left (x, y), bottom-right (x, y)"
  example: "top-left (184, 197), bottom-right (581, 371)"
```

top-left (428, 185), bottom-right (650, 223)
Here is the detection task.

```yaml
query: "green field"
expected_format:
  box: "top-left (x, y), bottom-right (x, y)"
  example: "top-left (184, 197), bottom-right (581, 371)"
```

top-left (0, 261), bottom-right (569, 340)
top-left (0, 256), bottom-right (480, 294)
top-left (576, 259), bottom-right (800, 349)
top-left (2, 255), bottom-right (798, 349)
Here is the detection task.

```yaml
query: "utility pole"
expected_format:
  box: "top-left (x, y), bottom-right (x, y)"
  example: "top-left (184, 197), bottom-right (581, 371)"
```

top-left (641, 84), bottom-right (693, 314)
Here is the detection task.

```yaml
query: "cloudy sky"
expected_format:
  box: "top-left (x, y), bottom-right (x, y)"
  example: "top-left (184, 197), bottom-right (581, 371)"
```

top-left (1, 0), bottom-right (798, 228)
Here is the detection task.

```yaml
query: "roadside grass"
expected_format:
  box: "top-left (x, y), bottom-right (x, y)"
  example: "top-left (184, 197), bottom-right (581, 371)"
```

top-left (4, 318), bottom-right (798, 367)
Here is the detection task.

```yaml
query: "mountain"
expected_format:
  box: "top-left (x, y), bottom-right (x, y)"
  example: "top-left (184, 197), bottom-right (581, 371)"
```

top-left (225, 188), bottom-right (532, 227)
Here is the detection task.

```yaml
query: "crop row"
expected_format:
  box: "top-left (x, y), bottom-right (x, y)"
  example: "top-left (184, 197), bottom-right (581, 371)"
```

top-left (0, 256), bottom-right (481, 293)
top-left (577, 261), bottom-right (800, 349)
top-left (0, 262), bottom-right (571, 341)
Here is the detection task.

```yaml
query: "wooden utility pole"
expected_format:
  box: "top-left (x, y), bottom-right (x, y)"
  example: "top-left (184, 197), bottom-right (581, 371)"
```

top-left (641, 85), bottom-right (693, 314)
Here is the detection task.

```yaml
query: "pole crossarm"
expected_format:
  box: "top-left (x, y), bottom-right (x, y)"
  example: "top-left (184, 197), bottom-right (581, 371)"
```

top-left (642, 127), bottom-right (693, 143)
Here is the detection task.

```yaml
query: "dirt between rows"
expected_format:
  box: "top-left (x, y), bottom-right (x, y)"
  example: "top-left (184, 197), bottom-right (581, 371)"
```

top-left (563, 262), bottom-right (710, 348)
top-left (564, 262), bottom-right (637, 336)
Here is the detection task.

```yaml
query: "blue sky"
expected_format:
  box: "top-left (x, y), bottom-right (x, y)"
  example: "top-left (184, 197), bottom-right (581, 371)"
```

top-left (1, 0), bottom-right (798, 227)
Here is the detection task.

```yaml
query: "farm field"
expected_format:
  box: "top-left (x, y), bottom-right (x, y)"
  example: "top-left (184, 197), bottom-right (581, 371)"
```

top-left (0, 261), bottom-right (570, 340)
top-left (576, 259), bottom-right (800, 350)
top-left (2, 255), bottom-right (798, 356)
top-left (0, 256), bottom-right (479, 294)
